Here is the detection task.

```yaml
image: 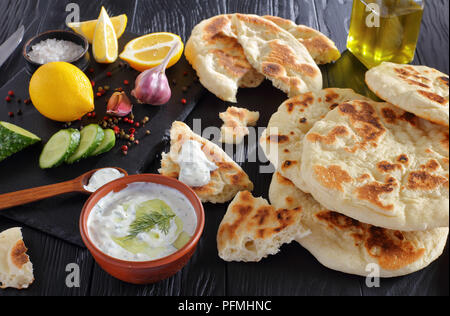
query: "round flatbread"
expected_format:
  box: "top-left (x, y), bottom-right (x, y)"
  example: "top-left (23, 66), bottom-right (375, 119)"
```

top-left (185, 14), bottom-right (265, 103)
top-left (232, 14), bottom-right (322, 97)
top-left (263, 16), bottom-right (341, 65)
top-left (301, 100), bottom-right (449, 231)
top-left (260, 88), bottom-right (370, 192)
top-left (269, 172), bottom-right (449, 278)
top-left (366, 62), bottom-right (449, 127)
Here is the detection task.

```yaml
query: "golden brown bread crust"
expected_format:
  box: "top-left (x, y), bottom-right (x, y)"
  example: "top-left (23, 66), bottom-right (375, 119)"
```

top-left (263, 15), bottom-right (341, 64)
top-left (300, 99), bottom-right (449, 231)
top-left (217, 190), bottom-right (307, 262)
top-left (269, 172), bottom-right (449, 277)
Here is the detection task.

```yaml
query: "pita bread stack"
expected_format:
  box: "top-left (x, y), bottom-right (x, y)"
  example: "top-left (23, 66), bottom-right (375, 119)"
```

top-left (269, 172), bottom-right (448, 278)
top-left (159, 121), bottom-right (253, 204)
top-left (216, 83), bottom-right (448, 277)
top-left (0, 228), bottom-right (34, 289)
top-left (185, 14), bottom-right (340, 102)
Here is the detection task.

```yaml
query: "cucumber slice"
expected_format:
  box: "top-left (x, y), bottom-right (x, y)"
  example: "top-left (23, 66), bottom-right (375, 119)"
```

top-left (91, 129), bottom-right (116, 156)
top-left (66, 124), bottom-right (104, 164)
top-left (0, 121), bottom-right (41, 162)
top-left (39, 129), bottom-right (80, 169)
top-left (173, 231), bottom-right (191, 250)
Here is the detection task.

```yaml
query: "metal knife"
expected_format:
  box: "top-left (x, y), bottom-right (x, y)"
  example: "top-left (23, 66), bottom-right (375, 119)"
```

top-left (0, 25), bottom-right (25, 68)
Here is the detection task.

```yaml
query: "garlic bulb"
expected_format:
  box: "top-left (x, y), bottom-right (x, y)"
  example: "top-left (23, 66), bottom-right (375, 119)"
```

top-left (131, 42), bottom-right (181, 105)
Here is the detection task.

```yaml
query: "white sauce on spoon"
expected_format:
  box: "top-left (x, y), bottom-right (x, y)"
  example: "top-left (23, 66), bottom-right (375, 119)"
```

top-left (176, 140), bottom-right (218, 187)
top-left (84, 168), bottom-right (125, 192)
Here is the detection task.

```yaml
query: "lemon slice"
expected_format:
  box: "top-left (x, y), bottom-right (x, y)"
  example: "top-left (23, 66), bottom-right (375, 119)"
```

top-left (119, 32), bottom-right (184, 72)
top-left (67, 14), bottom-right (127, 44)
top-left (93, 7), bottom-right (118, 64)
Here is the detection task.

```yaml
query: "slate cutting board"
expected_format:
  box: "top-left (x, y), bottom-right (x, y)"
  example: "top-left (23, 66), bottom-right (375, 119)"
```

top-left (0, 32), bottom-right (204, 246)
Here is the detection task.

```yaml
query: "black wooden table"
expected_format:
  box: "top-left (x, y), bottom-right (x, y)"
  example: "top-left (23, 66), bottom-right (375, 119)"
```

top-left (0, 0), bottom-right (448, 296)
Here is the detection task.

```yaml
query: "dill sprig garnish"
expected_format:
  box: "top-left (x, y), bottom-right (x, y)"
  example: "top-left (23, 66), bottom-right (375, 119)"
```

top-left (126, 210), bottom-right (175, 239)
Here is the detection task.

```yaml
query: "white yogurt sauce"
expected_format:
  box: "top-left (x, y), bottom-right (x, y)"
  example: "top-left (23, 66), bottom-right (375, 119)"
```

top-left (176, 140), bottom-right (218, 187)
top-left (87, 182), bottom-right (197, 262)
top-left (84, 168), bottom-right (125, 192)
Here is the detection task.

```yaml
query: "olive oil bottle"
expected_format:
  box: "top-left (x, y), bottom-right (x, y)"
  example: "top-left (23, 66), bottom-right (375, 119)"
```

top-left (347, 0), bottom-right (424, 68)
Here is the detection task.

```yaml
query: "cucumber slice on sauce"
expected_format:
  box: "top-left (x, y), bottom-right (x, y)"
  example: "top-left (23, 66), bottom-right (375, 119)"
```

top-left (91, 128), bottom-right (116, 156)
top-left (66, 124), bottom-right (104, 164)
top-left (0, 121), bottom-right (41, 162)
top-left (173, 231), bottom-right (191, 250)
top-left (39, 129), bottom-right (80, 169)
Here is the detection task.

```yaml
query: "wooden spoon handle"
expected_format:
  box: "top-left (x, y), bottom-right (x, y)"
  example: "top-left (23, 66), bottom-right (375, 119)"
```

top-left (0, 179), bottom-right (85, 211)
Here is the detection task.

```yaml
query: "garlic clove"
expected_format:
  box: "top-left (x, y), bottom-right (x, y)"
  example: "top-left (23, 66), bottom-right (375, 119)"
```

top-left (107, 91), bottom-right (133, 117)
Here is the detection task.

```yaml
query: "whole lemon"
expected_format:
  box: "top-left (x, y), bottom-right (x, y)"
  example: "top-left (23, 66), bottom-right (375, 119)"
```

top-left (29, 62), bottom-right (94, 122)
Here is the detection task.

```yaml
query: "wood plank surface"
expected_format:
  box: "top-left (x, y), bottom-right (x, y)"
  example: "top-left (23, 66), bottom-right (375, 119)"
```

top-left (0, 0), bottom-right (448, 296)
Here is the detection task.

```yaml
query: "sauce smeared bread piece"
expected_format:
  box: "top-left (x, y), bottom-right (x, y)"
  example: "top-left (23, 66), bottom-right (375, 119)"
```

top-left (269, 172), bottom-right (449, 278)
top-left (263, 16), bottom-right (341, 64)
top-left (0, 228), bottom-right (34, 289)
top-left (232, 14), bottom-right (322, 97)
top-left (159, 121), bottom-right (253, 204)
top-left (301, 100), bottom-right (449, 231)
top-left (366, 62), bottom-right (449, 127)
top-left (185, 14), bottom-right (265, 103)
top-left (219, 106), bottom-right (260, 144)
top-left (260, 88), bottom-right (371, 192)
top-left (217, 191), bottom-right (309, 262)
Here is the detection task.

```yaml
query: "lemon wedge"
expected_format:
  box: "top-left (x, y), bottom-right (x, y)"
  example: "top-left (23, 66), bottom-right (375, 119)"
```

top-left (119, 32), bottom-right (184, 72)
top-left (93, 7), bottom-right (118, 64)
top-left (67, 14), bottom-right (127, 44)
top-left (29, 62), bottom-right (94, 122)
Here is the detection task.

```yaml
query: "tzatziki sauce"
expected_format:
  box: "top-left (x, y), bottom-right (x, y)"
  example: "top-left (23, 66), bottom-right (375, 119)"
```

top-left (87, 182), bottom-right (197, 262)
top-left (84, 168), bottom-right (125, 192)
top-left (176, 140), bottom-right (218, 187)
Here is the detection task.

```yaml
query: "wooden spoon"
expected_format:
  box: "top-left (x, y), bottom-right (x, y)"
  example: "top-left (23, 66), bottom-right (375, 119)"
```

top-left (0, 168), bottom-right (128, 211)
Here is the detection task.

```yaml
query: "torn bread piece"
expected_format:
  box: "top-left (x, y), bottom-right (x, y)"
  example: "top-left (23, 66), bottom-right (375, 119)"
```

top-left (270, 172), bottom-right (449, 278)
top-left (185, 14), bottom-right (265, 103)
top-left (0, 228), bottom-right (34, 289)
top-left (263, 16), bottom-right (341, 64)
top-left (232, 14), bottom-right (323, 98)
top-left (220, 106), bottom-right (260, 144)
top-left (217, 191), bottom-right (310, 262)
top-left (159, 121), bottom-right (254, 204)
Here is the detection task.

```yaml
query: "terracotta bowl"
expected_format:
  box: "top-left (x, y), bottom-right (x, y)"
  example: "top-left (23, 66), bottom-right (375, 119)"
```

top-left (79, 174), bottom-right (205, 284)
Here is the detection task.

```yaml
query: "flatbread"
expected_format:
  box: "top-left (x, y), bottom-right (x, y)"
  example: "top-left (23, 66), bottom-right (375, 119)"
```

top-left (232, 14), bottom-right (323, 98)
top-left (219, 106), bottom-right (260, 144)
top-left (159, 121), bottom-right (254, 204)
top-left (366, 62), bottom-right (449, 127)
top-left (269, 172), bottom-right (449, 278)
top-left (217, 191), bottom-right (309, 262)
top-left (263, 16), bottom-right (341, 64)
top-left (260, 88), bottom-right (370, 192)
top-left (301, 100), bottom-right (449, 231)
top-left (185, 14), bottom-right (265, 103)
top-left (0, 228), bottom-right (34, 289)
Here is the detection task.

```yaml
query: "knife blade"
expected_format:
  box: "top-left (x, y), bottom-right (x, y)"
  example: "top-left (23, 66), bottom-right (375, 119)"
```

top-left (0, 25), bottom-right (25, 68)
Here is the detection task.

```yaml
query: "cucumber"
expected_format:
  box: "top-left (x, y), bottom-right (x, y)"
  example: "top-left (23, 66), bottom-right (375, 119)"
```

top-left (39, 129), bottom-right (80, 169)
top-left (91, 129), bottom-right (116, 156)
top-left (66, 124), bottom-right (104, 164)
top-left (0, 121), bottom-right (41, 162)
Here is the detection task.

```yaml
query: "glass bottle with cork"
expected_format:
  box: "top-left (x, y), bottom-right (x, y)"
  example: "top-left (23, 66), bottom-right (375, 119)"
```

top-left (347, 0), bottom-right (424, 69)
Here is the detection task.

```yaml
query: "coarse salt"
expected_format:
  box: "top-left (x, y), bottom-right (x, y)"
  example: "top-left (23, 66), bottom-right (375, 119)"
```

top-left (27, 38), bottom-right (84, 64)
